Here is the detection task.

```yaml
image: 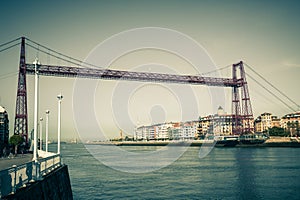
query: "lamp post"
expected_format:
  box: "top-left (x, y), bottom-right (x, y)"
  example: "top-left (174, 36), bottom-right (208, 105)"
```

top-left (39, 118), bottom-right (43, 150)
top-left (45, 110), bottom-right (50, 152)
top-left (57, 94), bottom-right (63, 154)
top-left (32, 58), bottom-right (40, 162)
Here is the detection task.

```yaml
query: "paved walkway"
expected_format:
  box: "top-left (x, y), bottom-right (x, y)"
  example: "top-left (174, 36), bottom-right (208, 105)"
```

top-left (0, 154), bottom-right (33, 171)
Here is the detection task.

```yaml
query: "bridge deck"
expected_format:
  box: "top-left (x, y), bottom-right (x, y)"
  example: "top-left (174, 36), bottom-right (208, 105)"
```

top-left (25, 64), bottom-right (240, 87)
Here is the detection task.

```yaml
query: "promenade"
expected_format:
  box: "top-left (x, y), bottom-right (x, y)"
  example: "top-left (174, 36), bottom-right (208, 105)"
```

top-left (0, 154), bottom-right (33, 170)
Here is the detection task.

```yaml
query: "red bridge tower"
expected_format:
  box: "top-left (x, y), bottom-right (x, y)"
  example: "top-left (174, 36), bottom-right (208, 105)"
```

top-left (14, 37), bottom-right (28, 143)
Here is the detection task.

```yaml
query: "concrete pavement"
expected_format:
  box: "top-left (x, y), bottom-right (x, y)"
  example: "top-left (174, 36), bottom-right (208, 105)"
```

top-left (0, 154), bottom-right (33, 170)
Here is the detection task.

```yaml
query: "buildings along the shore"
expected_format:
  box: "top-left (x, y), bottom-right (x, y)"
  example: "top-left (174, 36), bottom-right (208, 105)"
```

top-left (134, 106), bottom-right (245, 140)
top-left (135, 106), bottom-right (300, 140)
top-left (0, 106), bottom-right (9, 156)
top-left (254, 111), bottom-right (300, 135)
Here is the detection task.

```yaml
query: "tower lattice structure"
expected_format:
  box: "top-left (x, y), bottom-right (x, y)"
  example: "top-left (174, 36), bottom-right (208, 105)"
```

top-left (14, 37), bottom-right (28, 143)
top-left (231, 61), bottom-right (254, 134)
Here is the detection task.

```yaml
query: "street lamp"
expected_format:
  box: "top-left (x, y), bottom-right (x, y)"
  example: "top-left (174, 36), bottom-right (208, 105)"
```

top-left (45, 110), bottom-right (50, 152)
top-left (39, 118), bottom-right (43, 150)
top-left (32, 58), bottom-right (40, 162)
top-left (57, 94), bottom-right (63, 154)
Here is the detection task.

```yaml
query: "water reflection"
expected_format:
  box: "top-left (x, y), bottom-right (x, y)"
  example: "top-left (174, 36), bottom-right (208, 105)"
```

top-left (235, 148), bottom-right (261, 199)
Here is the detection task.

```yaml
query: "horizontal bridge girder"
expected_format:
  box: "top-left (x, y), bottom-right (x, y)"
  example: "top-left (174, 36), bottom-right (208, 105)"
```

top-left (25, 64), bottom-right (240, 87)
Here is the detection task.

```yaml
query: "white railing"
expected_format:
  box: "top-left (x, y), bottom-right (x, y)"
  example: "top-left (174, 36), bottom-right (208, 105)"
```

top-left (0, 154), bottom-right (61, 198)
top-left (39, 154), bottom-right (61, 176)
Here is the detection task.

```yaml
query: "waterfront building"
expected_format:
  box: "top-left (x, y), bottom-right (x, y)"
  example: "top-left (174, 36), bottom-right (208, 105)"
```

top-left (261, 112), bottom-right (272, 130)
top-left (213, 116), bottom-right (233, 135)
top-left (135, 124), bottom-right (158, 140)
top-left (198, 106), bottom-right (234, 136)
top-left (135, 106), bottom-right (260, 140)
top-left (168, 122), bottom-right (181, 140)
top-left (156, 123), bottom-right (173, 140)
top-left (254, 112), bottom-right (272, 133)
top-left (191, 121), bottom-right (199, 138)
top-left (254, 111), bottom-right (300, 135)
top-left (254, 112), bottom-right (282, 133)
top-left (148, 126), bottom-right (156, 140)
top-left (280, 111), bottom-right (300, 136)
top-left (0, 106), bottom-right (9, 156)
top-left (254, 117), bottom-right (263, 133)
top-left (180, 121), bottom-right (198, 140)
top-left (198, 115), bottom-right (212, 136)
top-left (271, 116), bottom-right (281, 127)
top-left (135, 126), bottom-right (148, 141)
top-left (135, 121), bottom-right (198, 141)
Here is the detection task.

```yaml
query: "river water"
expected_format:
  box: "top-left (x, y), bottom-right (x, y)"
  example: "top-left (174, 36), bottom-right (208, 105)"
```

top-left (53, 143), bottom-right (300, 199)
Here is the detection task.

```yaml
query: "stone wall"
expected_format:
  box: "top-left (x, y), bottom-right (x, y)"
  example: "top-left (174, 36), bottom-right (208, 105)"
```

top-left (3, 165), bottom-right (73, 200)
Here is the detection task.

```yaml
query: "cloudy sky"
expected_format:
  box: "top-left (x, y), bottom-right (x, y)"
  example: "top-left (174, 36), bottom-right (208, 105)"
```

top-left (0, 0), bottom-right (299, 141)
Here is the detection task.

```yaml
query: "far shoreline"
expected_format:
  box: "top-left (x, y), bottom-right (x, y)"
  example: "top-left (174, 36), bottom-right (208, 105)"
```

top-left (82, 137), bottom-right (300, 147)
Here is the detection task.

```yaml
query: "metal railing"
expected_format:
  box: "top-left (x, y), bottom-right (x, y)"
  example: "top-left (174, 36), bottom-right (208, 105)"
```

top-left (40, 154), bottom-right (61, 176)
top-left (0, 154), bottom-right (61, 198)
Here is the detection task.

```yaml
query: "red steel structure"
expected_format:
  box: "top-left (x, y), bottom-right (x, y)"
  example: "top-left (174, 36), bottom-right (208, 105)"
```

top-left (14, 37), bottom-right (29, 143)
top-left (232, 61), bottom-right (254, 134)
top-left (14, 38), bottom-right (253, 143)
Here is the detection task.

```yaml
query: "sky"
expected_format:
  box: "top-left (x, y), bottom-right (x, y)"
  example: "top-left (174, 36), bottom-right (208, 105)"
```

top-left (0, 0), bottom-right (299, 141)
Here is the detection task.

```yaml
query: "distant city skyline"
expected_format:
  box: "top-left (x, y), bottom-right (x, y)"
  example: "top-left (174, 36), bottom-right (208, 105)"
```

top-left (0, 0), bottom-right (299, 140)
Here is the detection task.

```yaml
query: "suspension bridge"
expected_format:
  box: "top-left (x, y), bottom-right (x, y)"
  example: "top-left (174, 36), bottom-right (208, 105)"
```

top-left (0, 37), bottom-right (299, 146)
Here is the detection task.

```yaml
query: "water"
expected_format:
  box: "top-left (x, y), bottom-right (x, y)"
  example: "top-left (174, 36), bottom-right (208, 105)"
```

top-left (53, 144), bottom-right (300, 199)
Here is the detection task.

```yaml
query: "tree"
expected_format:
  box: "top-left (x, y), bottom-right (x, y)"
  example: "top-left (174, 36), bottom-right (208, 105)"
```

top-left (287, 121), bottom-right (299, 136)
top-left (268, 127), bottom-right (289, 137)
top-left (9, 134), bottom-right (24, 154)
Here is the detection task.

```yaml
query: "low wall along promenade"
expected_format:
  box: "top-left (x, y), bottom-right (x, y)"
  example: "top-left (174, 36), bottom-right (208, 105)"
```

top-left (0, 151), bottom-right (73, 200)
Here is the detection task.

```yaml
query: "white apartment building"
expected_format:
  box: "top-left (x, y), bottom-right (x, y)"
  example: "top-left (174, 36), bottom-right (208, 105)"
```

top-left (180, 121), bottom-right (198, 140)
top-left (135, 121), bottom-right (198, 140)
top-left (156, 123), bottom-right (173, 140)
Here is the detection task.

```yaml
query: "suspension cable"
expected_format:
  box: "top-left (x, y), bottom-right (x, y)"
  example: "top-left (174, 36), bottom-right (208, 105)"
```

top-left (0, 42), bottom-right (21, 53)
top-left (246, 72), bottom-right (296, 112)
top-left (26, 43), bottom-right (85, 67)
top-left (0, 71), bottom-right (18, 80)
top-left (201, 64), bottom-right (231, 76)
top-left (26, 38), bottom-right (101, 69)
top-left (0, 37), bottom-right (21, 48)
top-left (245, 63), bottom-right (299, 110)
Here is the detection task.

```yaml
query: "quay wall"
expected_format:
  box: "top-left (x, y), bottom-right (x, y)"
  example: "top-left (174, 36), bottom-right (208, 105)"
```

top-left (89, 137), bottom-right (300, 147)
top-left (3, 165), bottom-right (73, 200)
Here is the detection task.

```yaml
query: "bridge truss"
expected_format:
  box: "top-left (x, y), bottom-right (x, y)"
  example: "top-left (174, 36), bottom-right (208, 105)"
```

top-left (14, 37), bottom-right (253, 143)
